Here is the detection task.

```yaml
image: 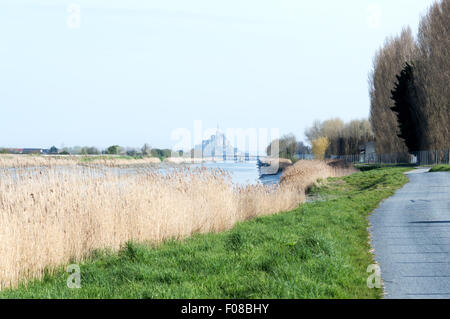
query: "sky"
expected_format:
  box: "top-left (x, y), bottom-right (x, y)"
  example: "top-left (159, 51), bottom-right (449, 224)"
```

top-left (0, 0), bottom-right (436, 152)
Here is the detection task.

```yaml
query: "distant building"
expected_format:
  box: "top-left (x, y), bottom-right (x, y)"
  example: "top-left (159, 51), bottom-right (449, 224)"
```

top-left (22, 148), bottom-right (46, 155)
top-left (194, 128), bottom-right (241, 159)
top-left (4, 148), bottom-right (23, 154)
top-left (359, 142), bottom-right (376, 163)
top-left (3, 148), bottom-right (48, 155)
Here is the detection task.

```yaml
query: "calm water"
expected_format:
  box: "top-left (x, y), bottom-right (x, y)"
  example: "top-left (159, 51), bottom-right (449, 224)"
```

top-left (191, 161), bottom-right (282, 186)
top-left (118, 161), bottom-right (281, 185)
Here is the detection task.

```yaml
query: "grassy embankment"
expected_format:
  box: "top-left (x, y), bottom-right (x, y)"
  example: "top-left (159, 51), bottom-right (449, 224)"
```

top-left (429, 164), bottom-right (450, 172)
top-left (0, 167), bottom-right (410, 298)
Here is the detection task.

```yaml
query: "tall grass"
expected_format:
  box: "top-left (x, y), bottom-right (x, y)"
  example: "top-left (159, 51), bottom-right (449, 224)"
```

top-left (0, 159), bottom-right (355, 289)
top-left (0, 155), bottom-right (77, 168)
top-left (281, 159), bottom-right (356, 186)
top-left (0, 155), bottom-right (161, 168)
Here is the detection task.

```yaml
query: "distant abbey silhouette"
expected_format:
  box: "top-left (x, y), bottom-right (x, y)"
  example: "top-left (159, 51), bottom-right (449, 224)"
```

top-left (193, 127), bottom-right (252, 161)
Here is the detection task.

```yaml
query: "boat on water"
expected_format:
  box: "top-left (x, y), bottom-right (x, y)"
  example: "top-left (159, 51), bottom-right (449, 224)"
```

top-left (257, 158), bottom-right (292, 177)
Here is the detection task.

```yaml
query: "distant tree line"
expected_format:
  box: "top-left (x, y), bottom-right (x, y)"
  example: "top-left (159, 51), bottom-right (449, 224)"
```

top-left (266, 134), bottom-right (311, 162)
top-left (59, 146), bottom-right (100, 155)
top-left (304, 118), bottom-right (374, 156)
top-left (266, 118), bottom-right (373, 161)
top-left (369, 0), bottom-right (449, 153)
top-left (48, 143), bottom-right (173, 160)
top-left (0, 143), bottom-right (180, 161)
top-left (104, 144), bottom-right (175, 160)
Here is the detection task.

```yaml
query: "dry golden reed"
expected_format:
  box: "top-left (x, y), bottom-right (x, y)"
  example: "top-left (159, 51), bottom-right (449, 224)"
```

top-left (0, 155), bottom-right (161, 168)
top-left (0, 155), bottom-right (77, 168)
top-left (0, 159), bottom-right (355, 289)
top-left (84, 157), bottom-right (161, 166)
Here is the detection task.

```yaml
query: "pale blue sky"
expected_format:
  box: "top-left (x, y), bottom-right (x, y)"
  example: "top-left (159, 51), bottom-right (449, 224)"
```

top-left (0, 0), bottom-right (435, 150)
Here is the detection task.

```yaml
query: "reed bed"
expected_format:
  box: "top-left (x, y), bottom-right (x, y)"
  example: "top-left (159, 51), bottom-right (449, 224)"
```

top-left (164, 157), bottom-right (224, 164)
top-left (281, 159), bottom-right (357, 186)
top-left (0, 160), bottom-right (355, 289)
top-left (0, 155), bottom-right (77, 168)
top-left (0, 155), bottom-right (161, 168)
top-left (83, 157), bottom-right (161, 167)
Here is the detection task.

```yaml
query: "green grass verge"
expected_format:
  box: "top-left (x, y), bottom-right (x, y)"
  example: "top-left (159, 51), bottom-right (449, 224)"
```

top-left (0, 167), bottom-right (410, 299)
top-left (429, 164), bottom-right (450, 172)
top-left (354, 163), bottom-right (416, 171)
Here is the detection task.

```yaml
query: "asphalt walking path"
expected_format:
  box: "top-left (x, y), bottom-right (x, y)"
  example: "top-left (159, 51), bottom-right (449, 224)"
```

top-left (369, 168), bottom-right (450, 298)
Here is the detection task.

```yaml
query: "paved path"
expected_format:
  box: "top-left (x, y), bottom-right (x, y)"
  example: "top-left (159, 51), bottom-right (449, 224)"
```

top-left (369, 168), bottom-right (450, 298)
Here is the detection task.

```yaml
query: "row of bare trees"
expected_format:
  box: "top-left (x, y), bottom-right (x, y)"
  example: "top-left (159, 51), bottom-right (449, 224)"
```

top-left (266, 118), bottom-right (374, 159)
top-left (304, 118), bottom-right (374, 156)
top-left (369, 0), bottom-right (449, 153)
top-left (266, 134), bottom-right (311, 161)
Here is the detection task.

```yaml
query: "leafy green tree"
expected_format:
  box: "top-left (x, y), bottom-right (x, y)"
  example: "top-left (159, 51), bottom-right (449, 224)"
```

top-left (106, 145), bottom-right (121, 155)
top-left (80, 146), bottom-right (99, 155)
top-left (150, 148), bottom-right (172, 160)
top-left (391, 63), bottom-right (421, 152)
top-left (87, 147), bottom-right (99, 155)
top-left (49, 146), bottom-right (58, 154)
